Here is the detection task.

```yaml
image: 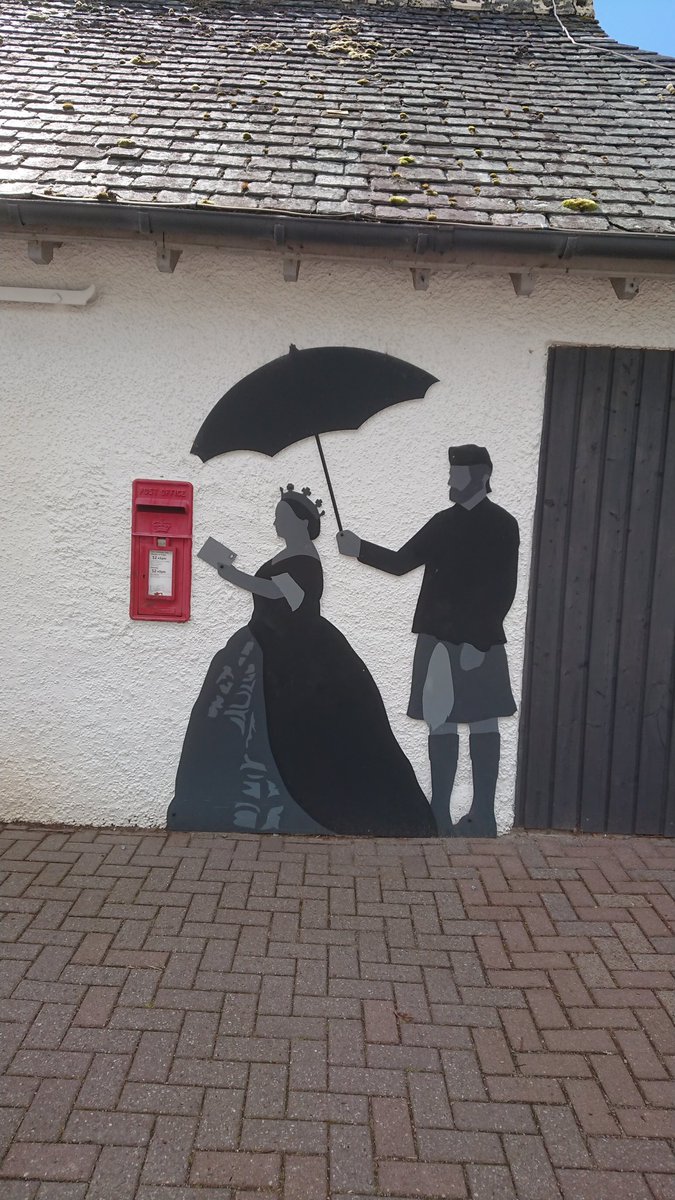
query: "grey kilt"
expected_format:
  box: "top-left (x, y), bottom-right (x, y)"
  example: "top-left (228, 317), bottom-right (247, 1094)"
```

top-left (408, 634), bottom-right (516, 725)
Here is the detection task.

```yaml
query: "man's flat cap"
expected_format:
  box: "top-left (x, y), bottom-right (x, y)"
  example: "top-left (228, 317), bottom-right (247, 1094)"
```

top-left (448, 445), bottom-right (493, 470)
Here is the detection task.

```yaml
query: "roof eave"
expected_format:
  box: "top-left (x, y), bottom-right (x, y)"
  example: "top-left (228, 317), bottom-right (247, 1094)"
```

top-left (2, 198), bottom-right (675, 270)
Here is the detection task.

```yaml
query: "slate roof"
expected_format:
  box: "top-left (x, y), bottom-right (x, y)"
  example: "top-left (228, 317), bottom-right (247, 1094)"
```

top-left (1, 0), bottom-right (675, 236)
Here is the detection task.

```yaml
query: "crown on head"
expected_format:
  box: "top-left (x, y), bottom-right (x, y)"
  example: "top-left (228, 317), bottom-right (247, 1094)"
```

top-left (279, 483), bottom-right (325, 518)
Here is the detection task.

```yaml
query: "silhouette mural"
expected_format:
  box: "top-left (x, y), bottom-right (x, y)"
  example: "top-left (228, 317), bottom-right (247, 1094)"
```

top-left (168, 346), bottom-right (439, 836)
top-left (338, 446), bottom-right (519, 837)
top-left (168, 348), bottom-right (518, 838)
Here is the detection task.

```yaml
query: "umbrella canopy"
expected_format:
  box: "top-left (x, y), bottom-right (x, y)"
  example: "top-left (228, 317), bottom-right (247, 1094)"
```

top-left (191, 345), bottom-right (438, 461)
top-left (191, 344), bottom-right (438, 530)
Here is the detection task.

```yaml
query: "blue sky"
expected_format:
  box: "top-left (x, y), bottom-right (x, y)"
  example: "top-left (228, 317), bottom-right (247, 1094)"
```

top-left (595, 0), bottom-right (675, 57)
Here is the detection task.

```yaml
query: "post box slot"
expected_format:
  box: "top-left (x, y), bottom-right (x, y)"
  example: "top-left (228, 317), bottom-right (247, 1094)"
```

top-left (136, 504), bottom-right (187, 514)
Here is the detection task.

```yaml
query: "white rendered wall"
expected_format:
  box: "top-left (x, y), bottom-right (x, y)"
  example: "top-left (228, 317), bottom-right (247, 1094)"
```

top-left (1, 238), bottom-right (674, 831)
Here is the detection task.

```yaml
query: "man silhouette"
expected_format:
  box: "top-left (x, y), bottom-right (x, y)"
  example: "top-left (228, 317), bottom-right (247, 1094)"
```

top-left (337, 445), bottom-right (519, 837)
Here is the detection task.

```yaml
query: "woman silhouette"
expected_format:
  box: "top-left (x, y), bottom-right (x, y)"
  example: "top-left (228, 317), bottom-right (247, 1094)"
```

top-left (168, 486), bottom-right (437, 836)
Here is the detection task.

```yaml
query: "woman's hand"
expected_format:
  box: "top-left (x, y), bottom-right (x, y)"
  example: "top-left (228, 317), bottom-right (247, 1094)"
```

top-left (217, 559), bottom-right (238, 582)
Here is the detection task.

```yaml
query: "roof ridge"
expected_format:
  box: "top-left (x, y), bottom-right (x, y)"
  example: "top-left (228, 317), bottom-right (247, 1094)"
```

top-left (176, 0), bottom-right (595, 13)
top-left (345, 1), bottom-right (594, 11)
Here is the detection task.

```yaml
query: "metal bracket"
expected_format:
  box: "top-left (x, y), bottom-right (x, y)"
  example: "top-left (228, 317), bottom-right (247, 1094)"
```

top-left (510, 271), bottom-right (535, 297)
top-left (156, 245), bottom-right (182, 274)
top-left (274, 223), bottom-right (286, 249)
top-left (610, 276), bottom-right (640, 300)
top-left (3, 203), bottom-right (23, 228)
top-left (27, 240), bottom-right (61, 265)
top-left (283, 256), bottom-right (300, 282)
top-left (560, 235), bottom-right (579, 261)
top-left (411, 267), bottom-right (431, 292)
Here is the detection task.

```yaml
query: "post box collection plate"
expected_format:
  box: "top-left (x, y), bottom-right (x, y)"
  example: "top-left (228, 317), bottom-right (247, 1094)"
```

top-left (148, 549), bottom-right (174, 597)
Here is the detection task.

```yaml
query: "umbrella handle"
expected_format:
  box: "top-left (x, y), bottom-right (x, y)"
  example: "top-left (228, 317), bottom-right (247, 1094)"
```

top-left (314, 434), bottom-right (343, 533)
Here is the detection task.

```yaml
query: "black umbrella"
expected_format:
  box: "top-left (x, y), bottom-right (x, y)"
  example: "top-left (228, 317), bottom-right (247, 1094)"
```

top-left (191, 345), bottom-right (438, 530)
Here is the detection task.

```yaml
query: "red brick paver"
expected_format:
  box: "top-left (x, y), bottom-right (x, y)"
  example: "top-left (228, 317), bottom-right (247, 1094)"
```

top-left (0, 825), bottom-right (674, 1197)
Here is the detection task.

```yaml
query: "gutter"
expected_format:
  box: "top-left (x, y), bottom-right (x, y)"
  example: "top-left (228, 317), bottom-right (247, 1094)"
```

top-left (2, 198), bottom-right (675, 271)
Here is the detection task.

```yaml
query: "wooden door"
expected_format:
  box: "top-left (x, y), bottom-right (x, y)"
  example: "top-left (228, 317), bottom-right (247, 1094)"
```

top-left (517, 346), bottom-right (675, 835)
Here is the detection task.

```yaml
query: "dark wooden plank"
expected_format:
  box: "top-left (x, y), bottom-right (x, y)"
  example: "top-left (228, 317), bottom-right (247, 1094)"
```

top-left (580, 349), bottom-right (642, 832)
top-left (608, 351), bottom-right (672, 833)
top-left (519, 346), bottom-right (583, 828)
top-left (550, 347), bottom-right (612, 830)
top-left (664, 692), bottom-right (675, 837)
top-left (637, 356), bottom-right (675, 835)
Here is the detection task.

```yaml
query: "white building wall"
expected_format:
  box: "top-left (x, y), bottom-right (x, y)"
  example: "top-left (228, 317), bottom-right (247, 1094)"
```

top-left (1, 238), bottom-right (674, 831)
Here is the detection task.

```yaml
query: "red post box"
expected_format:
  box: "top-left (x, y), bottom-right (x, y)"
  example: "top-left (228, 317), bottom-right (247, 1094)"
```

top-left (130, 479), bottom-right (193, 622)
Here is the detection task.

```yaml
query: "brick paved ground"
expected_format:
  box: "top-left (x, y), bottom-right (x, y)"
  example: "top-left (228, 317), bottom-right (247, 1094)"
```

top-left (1, 825), bottom-right (674, 1199)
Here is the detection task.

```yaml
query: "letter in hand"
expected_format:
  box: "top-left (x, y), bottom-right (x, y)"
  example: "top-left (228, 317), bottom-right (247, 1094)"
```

top-left (337, 530), bottom-right (361, 557)
top-left (198, 537), bottom-right (237, 571)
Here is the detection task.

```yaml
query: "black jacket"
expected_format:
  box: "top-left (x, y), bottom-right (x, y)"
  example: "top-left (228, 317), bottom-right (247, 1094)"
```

top-left (357, 498), bottom-right (519, 652)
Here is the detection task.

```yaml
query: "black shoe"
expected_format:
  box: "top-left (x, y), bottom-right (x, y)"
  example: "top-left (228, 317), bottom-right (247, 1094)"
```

top-left (454, 810), bottom-right (497, 839)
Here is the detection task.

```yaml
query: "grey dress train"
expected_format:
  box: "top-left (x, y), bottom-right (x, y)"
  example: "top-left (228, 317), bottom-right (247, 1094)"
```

top-left (168, 553), bottom-right (437, 837)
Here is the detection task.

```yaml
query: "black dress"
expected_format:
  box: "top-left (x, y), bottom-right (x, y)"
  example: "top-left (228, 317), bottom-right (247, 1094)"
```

top-left (168, 553), bottom-right (437, 837)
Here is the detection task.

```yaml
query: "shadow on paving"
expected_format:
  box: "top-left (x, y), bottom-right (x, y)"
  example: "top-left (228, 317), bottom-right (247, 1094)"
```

top-left (0, 824), bottom-right (674, 1199)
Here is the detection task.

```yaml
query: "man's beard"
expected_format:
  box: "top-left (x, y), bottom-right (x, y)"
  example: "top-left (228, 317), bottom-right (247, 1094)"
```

top-left (449, 482), bottom-right (481, 504)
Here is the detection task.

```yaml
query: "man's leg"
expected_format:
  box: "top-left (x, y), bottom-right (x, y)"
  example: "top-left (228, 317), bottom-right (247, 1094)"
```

top-left (454, 718), bottom-right (499, 838)
top-left (422, 643), bottom-right (457, 835)
top-left (428, 723), bottom-right (459, 835)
